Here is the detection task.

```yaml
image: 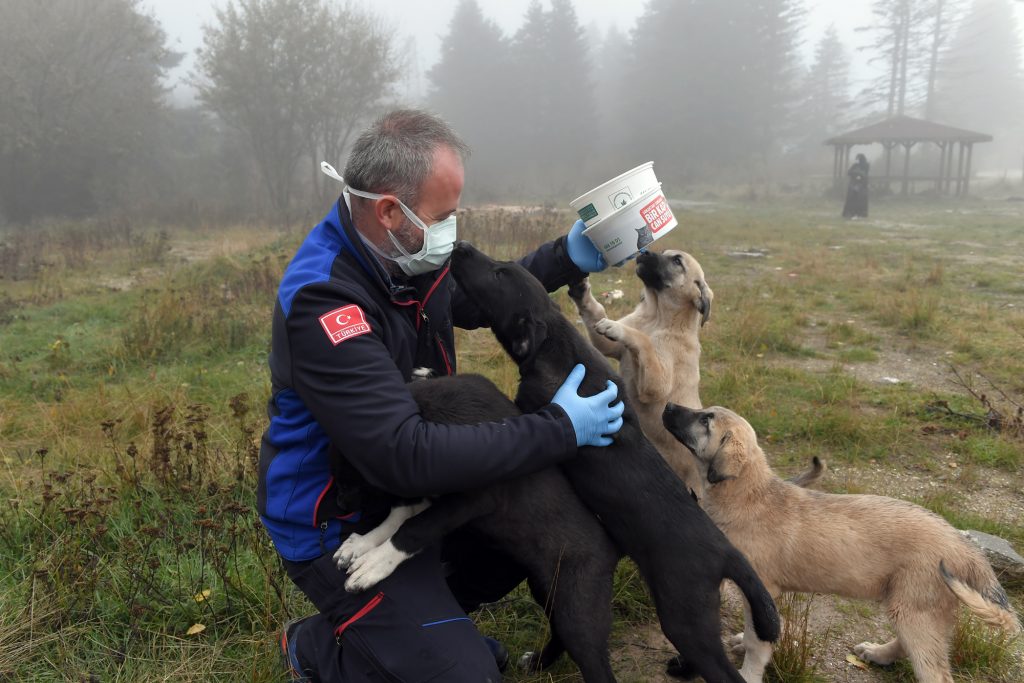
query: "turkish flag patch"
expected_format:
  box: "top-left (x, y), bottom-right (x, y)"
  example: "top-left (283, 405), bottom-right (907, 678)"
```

top-left (319, 304), bottom-right (372, 346)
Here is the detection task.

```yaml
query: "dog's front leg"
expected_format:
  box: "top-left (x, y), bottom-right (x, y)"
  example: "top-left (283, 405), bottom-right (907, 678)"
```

top-left (568, 279), bottom-right (623, 359)
top-left (333, 501), bottom-right (430, 569)
top-left (593, 319), bottom-right (673, 404)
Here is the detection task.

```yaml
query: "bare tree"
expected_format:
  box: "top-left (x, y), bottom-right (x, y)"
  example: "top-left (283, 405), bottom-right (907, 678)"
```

top-left (922, 0), bottom-right (966, 120)
top-left (304, 6), bottom-right (401, 206)
top-left (0, 0), bottom-right (177, 222)
top-left (856, 0), bottom-right (927, 118)
top-left (193, 0), bottom-right (400, 218)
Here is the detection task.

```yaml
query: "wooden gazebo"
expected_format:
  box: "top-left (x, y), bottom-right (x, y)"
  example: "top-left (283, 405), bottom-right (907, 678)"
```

top-left (826, 115), bottom-right (992, 197)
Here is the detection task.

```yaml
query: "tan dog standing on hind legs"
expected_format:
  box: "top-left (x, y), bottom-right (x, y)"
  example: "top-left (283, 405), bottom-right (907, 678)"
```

top-left (661, 402), bottom-right (1022, 683)
top-left (569, 249), bottom-right (712, 492)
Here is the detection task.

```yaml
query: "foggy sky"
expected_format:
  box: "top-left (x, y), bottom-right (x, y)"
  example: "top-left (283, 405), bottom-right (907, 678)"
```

top-left (146, 0), bottom-right (1011, 106)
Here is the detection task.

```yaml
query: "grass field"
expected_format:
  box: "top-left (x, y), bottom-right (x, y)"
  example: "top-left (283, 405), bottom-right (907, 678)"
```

top-left (1, 196), bottom-right (1022, 681)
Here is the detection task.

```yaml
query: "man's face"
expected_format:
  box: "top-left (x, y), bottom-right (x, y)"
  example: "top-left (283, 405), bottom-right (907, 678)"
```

top-left (361, 145), bottom-right (464, 259)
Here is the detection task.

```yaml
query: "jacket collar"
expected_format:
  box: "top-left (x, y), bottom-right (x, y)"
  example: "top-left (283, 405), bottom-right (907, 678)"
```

top-left (332, 198), bottom-right (449, 306)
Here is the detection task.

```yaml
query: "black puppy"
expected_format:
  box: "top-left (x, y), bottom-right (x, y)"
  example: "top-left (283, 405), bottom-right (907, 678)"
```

top-left (330, 373), bottom-right (622, 682)
top-left (450, 241), bottom-right (780, 683)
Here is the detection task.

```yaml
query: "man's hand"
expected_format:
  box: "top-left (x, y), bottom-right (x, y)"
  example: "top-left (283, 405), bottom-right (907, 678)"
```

top-left (551, 364), bottom-right (624, 447)
top-left (566, 220), bottom-right (607, 273)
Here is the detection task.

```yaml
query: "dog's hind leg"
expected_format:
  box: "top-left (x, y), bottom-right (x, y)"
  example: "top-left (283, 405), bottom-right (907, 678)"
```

top-left (523, 560), bottom-right (617, 683)
top-left (519, 629), bottom-right (564, 674)
top-left (737, 598), bottom-right (774, 683)
top-left (890, 609), bottom-right (955, 683)
top-left (656, 590), bottom-right (745, 683)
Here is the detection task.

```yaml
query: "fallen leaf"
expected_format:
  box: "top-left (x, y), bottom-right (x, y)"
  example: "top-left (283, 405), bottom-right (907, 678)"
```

top-left (846, 653), bottom-right (869, 671)
top-left (193, 588), bottom-right (212, 603)
top-left (186, 623), bottom-right (206, 636)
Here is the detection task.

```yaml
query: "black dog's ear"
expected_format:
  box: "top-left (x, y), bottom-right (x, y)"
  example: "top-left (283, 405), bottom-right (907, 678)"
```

top-left (510, 311), bottom-right (547, 363)
top-left (707, 430), bottom-right (738, 484)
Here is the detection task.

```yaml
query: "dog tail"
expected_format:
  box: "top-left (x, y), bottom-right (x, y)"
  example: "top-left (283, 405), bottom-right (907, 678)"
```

top-left (785, 456), bottom-right (826, 489)
top-left (940, 561), bottom-right (1021, 635)
top-left (725, 550), bottom-right (781, 642)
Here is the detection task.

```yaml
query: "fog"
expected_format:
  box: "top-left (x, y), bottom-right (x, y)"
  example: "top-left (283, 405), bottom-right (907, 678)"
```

top-left (2, 0), bottom-right (1023, 224)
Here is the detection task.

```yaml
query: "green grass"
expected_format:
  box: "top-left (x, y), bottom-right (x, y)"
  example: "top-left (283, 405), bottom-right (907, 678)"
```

top-left (1, 199), bottom-right (1022, 680)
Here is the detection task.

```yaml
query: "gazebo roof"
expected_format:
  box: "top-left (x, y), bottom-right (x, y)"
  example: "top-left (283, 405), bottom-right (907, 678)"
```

top-left (825, 115), bottom-right (992, 145)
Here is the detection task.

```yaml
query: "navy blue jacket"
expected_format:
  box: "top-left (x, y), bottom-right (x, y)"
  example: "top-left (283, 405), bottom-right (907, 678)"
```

top-left (258, 199), bottom-right (583, 561)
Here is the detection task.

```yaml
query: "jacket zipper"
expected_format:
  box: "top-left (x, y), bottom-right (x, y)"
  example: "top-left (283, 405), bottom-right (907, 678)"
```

top-left (313, 476), bottom-right (335, 527)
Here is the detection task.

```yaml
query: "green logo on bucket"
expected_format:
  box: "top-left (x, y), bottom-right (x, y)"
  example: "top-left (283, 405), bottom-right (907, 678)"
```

top-left (577, 203), bottom-right (598, 223)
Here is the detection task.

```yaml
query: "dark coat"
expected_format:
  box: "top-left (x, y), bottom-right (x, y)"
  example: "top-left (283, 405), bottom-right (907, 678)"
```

top-left (843, 159), bottom-right (870, 218)
top-left (258, 199), bottom-right (582, 561)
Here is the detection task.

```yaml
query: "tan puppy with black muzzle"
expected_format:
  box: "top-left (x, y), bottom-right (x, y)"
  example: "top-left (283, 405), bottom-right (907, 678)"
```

top-left (661, 402), bottom-right (1022, 683)
top-left (569, 249), bottom-right (712, 493)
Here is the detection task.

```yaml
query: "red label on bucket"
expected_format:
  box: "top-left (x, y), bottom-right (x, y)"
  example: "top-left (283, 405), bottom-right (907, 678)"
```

top-left (640, 195), bottom-right (672, 233)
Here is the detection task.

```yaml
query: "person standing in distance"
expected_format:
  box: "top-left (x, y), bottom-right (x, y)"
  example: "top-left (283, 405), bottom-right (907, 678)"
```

top-left (260, 109), bottom-right (624, 682)
top-left (843, 153), bottom-right (870, 219)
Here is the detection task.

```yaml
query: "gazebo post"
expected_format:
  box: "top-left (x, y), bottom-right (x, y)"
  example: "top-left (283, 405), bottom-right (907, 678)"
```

top-left (884, 142), bottom-right (893, 184)
top-left (955, 141), bottom-right (966, 196)
top-left (948, 142), bottom-right (957, 194)
top-left (963, 143), bottom-right (974, 196)
top-left (901, 141), bottom-right (914, 196)
top-left (833, 145), bottom-right (841, 190)
top-left (944, 142), bottom-right (954, 194)
top-left (936, 141), bottom-right (946, 194)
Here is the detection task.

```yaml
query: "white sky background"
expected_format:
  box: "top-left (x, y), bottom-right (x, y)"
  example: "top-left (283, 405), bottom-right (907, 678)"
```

top-left (148, 0), bottom-right (1024, 106)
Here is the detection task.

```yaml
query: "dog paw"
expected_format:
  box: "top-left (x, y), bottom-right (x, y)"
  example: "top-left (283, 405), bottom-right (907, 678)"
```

top-left (594, 318), bottom-right (624, 342)
top-left (344, 540), bottom-right (410, 593)
top-left (334, 532), bottom-right (373, 570)
top-left (518, 651), bottom-right (541, 673)
top-left (567, 277), bottom-right (590, 301)
top-left (665, 654), bottom-right (697, 679)
top-left (852, 641), bottom-right (897, 666)
top-left (729, 632), bottom-right (746, 654)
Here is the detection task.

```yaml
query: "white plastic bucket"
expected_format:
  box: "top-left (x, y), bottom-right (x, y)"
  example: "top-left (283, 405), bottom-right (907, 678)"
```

top-left (569, 162), bottom-right (659, 227)
top-left (582, 185), bottom-right (678, 266)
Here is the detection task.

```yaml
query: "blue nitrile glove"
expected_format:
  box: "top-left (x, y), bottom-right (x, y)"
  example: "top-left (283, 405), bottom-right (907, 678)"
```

top-left (566, 219), bottom-right (608, 273)
top-left (551, 364), bottom-right (625, 447)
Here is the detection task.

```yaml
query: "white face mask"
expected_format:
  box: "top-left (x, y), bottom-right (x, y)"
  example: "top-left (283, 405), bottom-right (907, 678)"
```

top-left (321, 161), bottom-right (457, 276)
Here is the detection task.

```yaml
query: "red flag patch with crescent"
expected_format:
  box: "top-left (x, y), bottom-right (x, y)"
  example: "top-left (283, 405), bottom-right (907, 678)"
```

top-left (319, 304), bottom-right (371, 345)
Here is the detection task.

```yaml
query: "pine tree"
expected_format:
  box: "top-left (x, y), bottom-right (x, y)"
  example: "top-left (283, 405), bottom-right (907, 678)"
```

top-left (427, 0), bottom-right (513, 199)
top-left (617, 0), bottom-right (804, 182)
top-left (856, 0), bottom-right (929, 118)
top-left (794, 25), bottom-right (852, 165)
top-left (505, 0), bottom-right (597, 197)
top-left (933, 0), bottom-right (1024, 168)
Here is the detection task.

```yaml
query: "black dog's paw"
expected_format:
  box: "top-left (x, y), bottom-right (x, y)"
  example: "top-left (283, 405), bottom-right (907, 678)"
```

top-left (666, 654), bottom-right (699, 680)
top-left (518, 651), bottom-right (542, 673)
top-left (567, 277), bottom-right (589, 301)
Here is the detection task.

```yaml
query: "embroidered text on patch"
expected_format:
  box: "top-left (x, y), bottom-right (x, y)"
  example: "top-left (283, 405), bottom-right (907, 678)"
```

top-left (319, 304), bottom-right (372, 345)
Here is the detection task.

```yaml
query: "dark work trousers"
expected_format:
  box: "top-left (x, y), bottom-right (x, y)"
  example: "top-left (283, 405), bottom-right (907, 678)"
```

top-left (283, 525), bottom-right (528, 682)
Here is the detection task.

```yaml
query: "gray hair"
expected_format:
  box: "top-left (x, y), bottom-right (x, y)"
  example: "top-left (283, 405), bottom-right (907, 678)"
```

top-left (343, 109), bottom-right (470, 209)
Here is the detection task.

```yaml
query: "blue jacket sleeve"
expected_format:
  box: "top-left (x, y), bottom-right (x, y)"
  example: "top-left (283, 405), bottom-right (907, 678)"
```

top-left (452, 234), bottom-right (585, 330)
top-left (286, 282), bottom-right (578, 498)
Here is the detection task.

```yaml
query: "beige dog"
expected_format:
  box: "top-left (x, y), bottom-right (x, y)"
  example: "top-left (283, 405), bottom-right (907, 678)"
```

top-left (661, 403), bottom-right (1021, 683)
top-left (569, 249), bottom-right (712, 492)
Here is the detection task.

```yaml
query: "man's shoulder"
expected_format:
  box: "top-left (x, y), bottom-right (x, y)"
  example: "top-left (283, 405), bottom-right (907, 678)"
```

top-left (280, 242), bottom-right (381, 317)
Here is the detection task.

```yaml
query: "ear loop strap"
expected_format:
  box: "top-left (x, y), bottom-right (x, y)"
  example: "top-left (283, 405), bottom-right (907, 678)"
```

top-left (320, 161), bottom-right (345, 184)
